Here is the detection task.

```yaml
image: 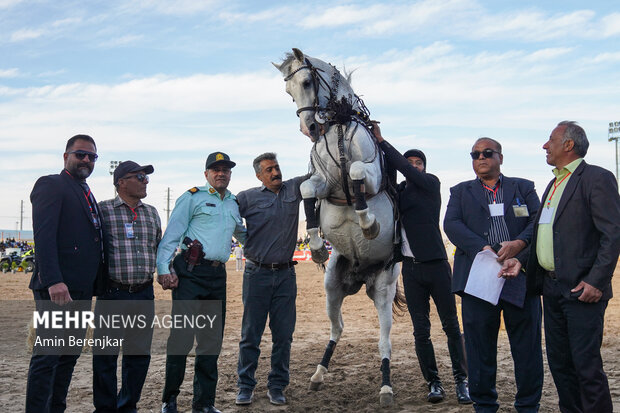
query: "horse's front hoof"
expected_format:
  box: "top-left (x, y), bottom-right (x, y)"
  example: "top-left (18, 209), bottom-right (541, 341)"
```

top-left (362, 220), bottom-right (380, 240)
top-left (309, 381), bottom-right (322, 391)
top-left (379, 392), bottom-right (393, 407)
top-left (311, 245), bottom-right (329, 264)
top-left (379, 385), bottom-right (394, 408)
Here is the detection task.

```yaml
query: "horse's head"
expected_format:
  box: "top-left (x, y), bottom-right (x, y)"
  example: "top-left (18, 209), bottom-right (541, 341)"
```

top-left (274, 48), bottom-right (335, 142)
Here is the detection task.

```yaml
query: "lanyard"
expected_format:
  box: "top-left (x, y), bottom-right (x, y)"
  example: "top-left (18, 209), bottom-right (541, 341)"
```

top-left (482, 183), bottom-right (499, 203)
top-left (128, 206), bottom-right (137, 222)
top-left (546, 172), bottom-right (571, 208)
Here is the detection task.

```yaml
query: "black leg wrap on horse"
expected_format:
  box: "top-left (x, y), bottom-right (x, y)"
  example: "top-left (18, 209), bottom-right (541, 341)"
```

top-left (304, 197), bottom-right (319, 229)
top-left (320, 340), bottom-right (337, 369)
top-left (381, 358), bottom-right (391, 387)
top-left (352, 179), bottom-right (368, 211)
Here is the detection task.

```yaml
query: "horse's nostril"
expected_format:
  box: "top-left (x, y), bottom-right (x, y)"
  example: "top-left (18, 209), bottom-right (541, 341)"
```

top-left (309, 123), bottom-right (317, 132)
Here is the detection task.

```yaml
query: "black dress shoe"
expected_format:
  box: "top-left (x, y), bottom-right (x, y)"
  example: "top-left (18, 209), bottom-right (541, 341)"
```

top-left (267, 388), bottom-right (287, 405)
top-left (161, 396), bottom-right (178, 413)
top-left (192, 406), bottom-right (222, 413)
top-left (456, 381), bottom-right (473, 404)
top-left (427, 381), bottom-right (445, 403)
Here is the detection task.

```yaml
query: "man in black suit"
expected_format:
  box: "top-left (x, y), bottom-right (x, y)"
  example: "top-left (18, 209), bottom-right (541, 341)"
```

top-left (371, 122), bottom-right (470, 405)
top-left (444, 137), bottom-right (543, 412)
top-left (503, 121), bottom-right (620, 413)
top-left (27, 134), bottom-right (105, 413)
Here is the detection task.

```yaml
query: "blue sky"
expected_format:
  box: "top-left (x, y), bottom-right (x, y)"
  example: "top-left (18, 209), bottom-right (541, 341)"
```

top-left (1, 0), bottom-right (620, 231)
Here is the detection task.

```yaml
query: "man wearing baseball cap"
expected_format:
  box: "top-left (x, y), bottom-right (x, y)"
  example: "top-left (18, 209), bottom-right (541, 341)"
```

top-left (371, 122), bottom-right (471, 405)
top-left (93, 160), bottom-right (161, 413)
top-left (157, 152), bottom-right (246, 413)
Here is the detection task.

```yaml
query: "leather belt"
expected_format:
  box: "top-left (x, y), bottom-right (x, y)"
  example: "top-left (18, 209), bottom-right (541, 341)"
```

top-left (109, 279), bottom-right (153, 293)
top-left (545, 270), bottom-right (557, 280)
top-left (201, 258), bottom-right (224, 267)
top-left (249, 259), bottom-right (297, 270)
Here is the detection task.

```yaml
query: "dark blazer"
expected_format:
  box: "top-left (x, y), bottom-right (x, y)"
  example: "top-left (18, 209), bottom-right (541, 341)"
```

top-left (522, 161), bottom-right (620, 300)
top-left (30, 170), bottom-right (105, 295)
top-left (380, 140), bottom-right (446, 262)
top-left (444, 175), bottom-right (540, 294)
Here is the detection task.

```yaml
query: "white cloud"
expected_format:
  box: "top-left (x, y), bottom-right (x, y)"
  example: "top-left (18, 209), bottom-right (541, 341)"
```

top-left (9, 28), bottom-right (46, 42)
top-left (0, 0), bottom-right (22, 9)
top-left (0, 68), bottom-right (19, 78)
top-left (98, 34), bottom-right (144, 47)
top-left (590, 52), bottom-right (620, 64)
top-left (119, 0), bottom-right (221, 16)
top-left (601, 12), bottom-right (620, 37)
top-left (51, 17), bottom-right (82, 28)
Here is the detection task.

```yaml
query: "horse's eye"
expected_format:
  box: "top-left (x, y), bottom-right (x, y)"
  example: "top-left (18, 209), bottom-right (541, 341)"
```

top-left (302, 79), bottom-right (311, 88)
top-left (292, 98), bottom-right (295, 103)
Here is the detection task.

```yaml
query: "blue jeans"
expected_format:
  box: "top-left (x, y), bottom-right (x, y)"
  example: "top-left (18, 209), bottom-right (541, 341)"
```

top-left (237, 261), bottom-right (297, 391)
top-left (92, 284), bottom-right (154, 412)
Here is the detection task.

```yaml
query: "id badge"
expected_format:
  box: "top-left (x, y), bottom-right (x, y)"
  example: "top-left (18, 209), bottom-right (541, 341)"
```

top-left (539, 207), bottom-right (554, 224)
top-left (124, 223), bottom-right (135, 239)
top-left (513, 205), bottom-right (529, 217)
top-left (488, 203), bottom-right (504, 217)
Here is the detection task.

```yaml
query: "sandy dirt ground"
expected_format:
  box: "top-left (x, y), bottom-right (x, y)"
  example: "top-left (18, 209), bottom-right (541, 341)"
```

top-left (1, 261), bottom-right (619, 412)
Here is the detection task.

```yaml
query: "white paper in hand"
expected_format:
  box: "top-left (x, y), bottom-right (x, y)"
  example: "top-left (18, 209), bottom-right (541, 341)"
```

top-left (464, 249), bottom-right (505, 305)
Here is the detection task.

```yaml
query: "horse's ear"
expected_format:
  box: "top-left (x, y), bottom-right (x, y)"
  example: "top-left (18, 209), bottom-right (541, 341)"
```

top-left (272, 62), bottom-right (282, 71)
top-left (292, 48), bottom-right (304, 62)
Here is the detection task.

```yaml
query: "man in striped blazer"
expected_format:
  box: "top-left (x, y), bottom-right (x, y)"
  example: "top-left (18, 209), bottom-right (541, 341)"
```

top-left (444, 137), bottom-right (543, 413)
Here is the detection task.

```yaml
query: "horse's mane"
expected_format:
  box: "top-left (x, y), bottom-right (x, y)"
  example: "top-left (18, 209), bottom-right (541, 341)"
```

top-left (280, 53), bottom-right (354, 85)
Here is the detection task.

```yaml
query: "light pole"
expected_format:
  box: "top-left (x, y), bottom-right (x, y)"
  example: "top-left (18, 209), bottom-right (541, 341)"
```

top-left (608, 121), bottom-right (620, 190)
top-left (109, 160), bottom-right (122, 197)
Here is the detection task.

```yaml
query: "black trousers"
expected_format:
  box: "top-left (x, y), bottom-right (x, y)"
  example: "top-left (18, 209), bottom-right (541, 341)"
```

top-left (543, 276), bottom-right (612, 413)
top-left (26, 289), bottom-right (92, 413)
top-left (92, 284), bottom-right (155, 412)
top-left (461, 293), bottom-right (543, 413)
top-left (402, 259), bottom-right (467, 383)
top-left (162, 255), bottom-right (226, 409)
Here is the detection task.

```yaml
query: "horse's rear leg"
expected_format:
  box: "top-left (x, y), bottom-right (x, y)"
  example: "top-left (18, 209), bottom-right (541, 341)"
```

top-left (310, 263), bottom-right (345, 390)
top-left (371, 267), bottom-right (400, 407)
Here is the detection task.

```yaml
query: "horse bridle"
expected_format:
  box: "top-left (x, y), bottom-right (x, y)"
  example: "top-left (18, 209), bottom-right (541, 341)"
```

top-left (283, 58), bottom-right (335, 120)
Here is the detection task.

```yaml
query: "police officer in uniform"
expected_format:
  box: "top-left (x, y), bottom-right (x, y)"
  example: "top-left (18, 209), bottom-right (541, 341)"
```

top-left (156, 152), bottom-right (247, 413)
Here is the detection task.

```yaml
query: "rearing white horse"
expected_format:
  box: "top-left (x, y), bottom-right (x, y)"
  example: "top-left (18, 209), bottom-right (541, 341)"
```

top-left (274, 48), bottom-right (403, 408)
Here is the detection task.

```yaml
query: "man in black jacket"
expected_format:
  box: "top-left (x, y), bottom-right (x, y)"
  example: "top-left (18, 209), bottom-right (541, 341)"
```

top-left (372, 122), bottom-right (470, 404)
top-left (444, 137), bottom-right (542, 413)
top-left (504, 121), bottom-right (620, 413)
top-left (27, 134), bottom-right (106, 413)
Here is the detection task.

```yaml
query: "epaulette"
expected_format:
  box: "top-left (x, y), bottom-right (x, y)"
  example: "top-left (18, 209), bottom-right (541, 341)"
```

top-left (187, 187), bottom-right (200, 194)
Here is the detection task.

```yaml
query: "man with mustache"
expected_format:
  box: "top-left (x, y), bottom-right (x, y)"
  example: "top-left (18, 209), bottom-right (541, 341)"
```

top-left (93, 160), bottom-right (160, 413)
top-left (503, 121), bottom-right (620, 413)
top-left (27, 134), bottom-right (106, 412)
top-left (157, 152), bottom-right (246, 413)
top-left (235, 153), bottom-right (309, 406)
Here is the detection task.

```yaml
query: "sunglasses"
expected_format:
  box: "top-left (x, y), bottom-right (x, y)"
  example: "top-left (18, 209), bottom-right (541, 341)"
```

top-left (122, 173), bottom-right (149, 182)
top-left (68, 150), bottom-right (98, 162)
top-left (470, 149), bottom-right (500, 160)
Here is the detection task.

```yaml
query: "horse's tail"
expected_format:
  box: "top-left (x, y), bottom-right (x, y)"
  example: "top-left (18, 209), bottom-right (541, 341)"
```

top-left (392, 277), bottom-right (407, 317)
